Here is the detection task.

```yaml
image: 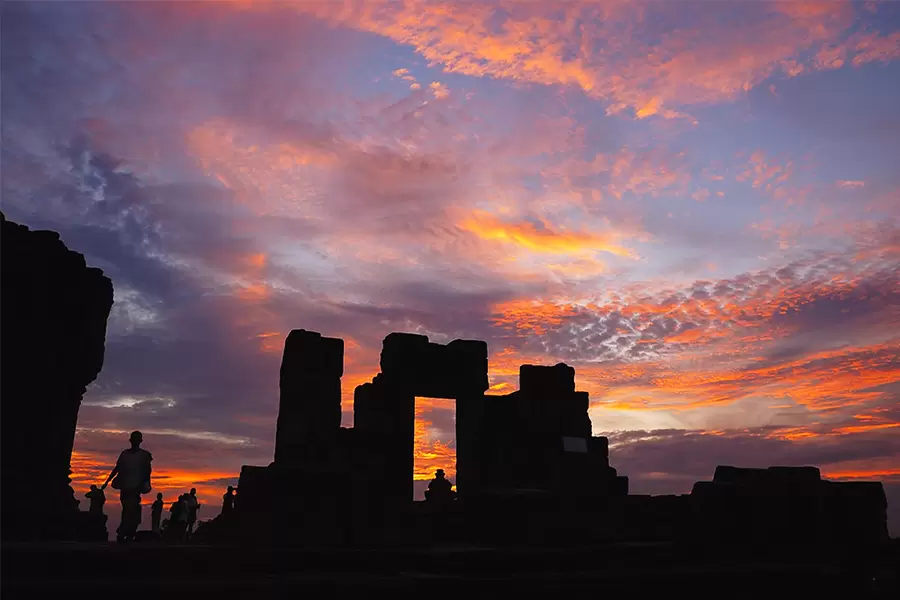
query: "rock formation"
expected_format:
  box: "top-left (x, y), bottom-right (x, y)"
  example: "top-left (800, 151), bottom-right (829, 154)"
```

top-left (0, 213), bottom-right (114, 541)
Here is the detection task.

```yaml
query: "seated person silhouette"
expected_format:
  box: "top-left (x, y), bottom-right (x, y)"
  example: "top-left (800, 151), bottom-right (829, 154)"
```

top-left (425, 469), bottom-right (456, 504)
top-left (85, 485), bottom-right (106, 514)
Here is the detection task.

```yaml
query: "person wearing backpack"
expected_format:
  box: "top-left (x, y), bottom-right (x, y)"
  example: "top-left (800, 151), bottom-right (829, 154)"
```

top-left (102, 431), bottom-right (152, 543)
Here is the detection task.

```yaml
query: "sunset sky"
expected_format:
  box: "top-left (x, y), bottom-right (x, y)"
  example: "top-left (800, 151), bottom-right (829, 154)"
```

top-left (2, 0), bottom-right (899, 534)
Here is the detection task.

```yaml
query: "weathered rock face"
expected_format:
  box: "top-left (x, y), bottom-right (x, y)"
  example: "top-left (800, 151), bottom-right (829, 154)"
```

top-left (0, 213), bottom-right (114, 540)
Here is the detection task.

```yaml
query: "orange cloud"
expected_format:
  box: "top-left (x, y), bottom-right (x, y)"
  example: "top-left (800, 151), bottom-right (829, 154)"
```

top-left (163, 1), bottom-right (898, 125)
top-left (824, 468), bottom-right (900, 480)
top-left (484, 251), bottom-right (899, 416)
top-left (766, 427), bottom-right (820, 441)
top-left (233, 250), bottom-right (274, 309)
top-left (244, 253), bottom-right (267, 268)
top-left (736, 151), bottom-right (794, 196)
top-left (816, 29), bottom-right (900, 70)
top-left (491, 299), bottom-right (582, 336)
top-left (429, 81), bottom-right (450, 99)
top-left (236, 282), bottom-right (270, 302)
top-left (187, 119), bottom-right (337, 214)
top-left (458, 210), bottom-right (637, 258)
top-left (221, 0), bottom-right (896, 123)
top-left (663, 327), bottom-right (722, 344)
top-left (546, 258), bottom-right (608, 279)
top-left (255, 331), bottom-right (282, 354)
top-left (832, 422), bottom-right (900, 435)
top-left (592, 340), bottom-right (900, 414)
top-left (692, 188), bottom-right (710, 203)
top-left (545, 146), bottom-right (691, 201)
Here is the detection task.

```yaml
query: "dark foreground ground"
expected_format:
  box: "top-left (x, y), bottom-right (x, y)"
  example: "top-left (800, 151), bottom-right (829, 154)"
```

top-left (3, 539), bottom-right (899, 598)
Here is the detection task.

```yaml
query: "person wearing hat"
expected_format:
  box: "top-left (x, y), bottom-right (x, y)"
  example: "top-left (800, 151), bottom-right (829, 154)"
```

top-left (102, 431), bottom-right (153, 542)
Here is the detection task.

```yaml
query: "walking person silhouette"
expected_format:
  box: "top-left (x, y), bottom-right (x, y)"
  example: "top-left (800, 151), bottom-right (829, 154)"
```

top-left (102, 431), bottom-right (152, 543)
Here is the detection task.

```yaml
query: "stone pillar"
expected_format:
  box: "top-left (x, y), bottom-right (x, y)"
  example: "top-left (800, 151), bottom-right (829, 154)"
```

top-left (448, 338), bottom-right (489, 498)
top-left (274, 329), bottom-right (343, 467)
top-left (377, 334), bottom-right (426, 504)
top-left (0, 213), bottom-right (114, 541)
top-left (455, 391), bottom-right (484, 497)
top-left (353, 375), bottom-right (414, 506)
top-left (384, 379), bottom-right (416, 506)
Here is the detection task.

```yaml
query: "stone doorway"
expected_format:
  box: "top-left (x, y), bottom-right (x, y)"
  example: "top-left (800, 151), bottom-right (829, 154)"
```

top-left (413, 396), bottom-right (457, 500)
top-left (353, 333), bottom-right (489, 504)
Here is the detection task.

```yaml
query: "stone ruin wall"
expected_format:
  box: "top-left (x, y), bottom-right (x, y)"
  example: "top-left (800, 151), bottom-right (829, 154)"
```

top-left (246, 329), bottom-right (890, 545)
top-left (270, 329), bottom-right (625, 504)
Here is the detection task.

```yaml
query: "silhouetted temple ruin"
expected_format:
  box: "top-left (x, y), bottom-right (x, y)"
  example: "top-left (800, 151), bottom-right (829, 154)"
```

top-left (0, 213), bottom-right (114, 541)
top-left (232, 328), bottom-right (890, 547)
top-left (236, 330), bottom-right (629, 544)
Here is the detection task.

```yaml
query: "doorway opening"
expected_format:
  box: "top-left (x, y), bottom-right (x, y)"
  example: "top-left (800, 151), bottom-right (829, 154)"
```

top-left (413, 396), bottom-right (456, 500)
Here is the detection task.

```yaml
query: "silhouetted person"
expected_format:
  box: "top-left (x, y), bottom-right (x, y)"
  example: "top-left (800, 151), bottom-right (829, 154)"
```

top-left (184, 488), bottom-right (200, 539)
top-left (151, 492), bottom-right (164, 535)
top-left (102, 430), bottom-right (152, 542)
top-left (425, 469), bottom-right (456, 505)
top-left (169, 494), bottom-right (188, 540)
top-left (222, 486), bottom-right (235, 517)
top-left (85, 485), bottom-right (106, 514)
